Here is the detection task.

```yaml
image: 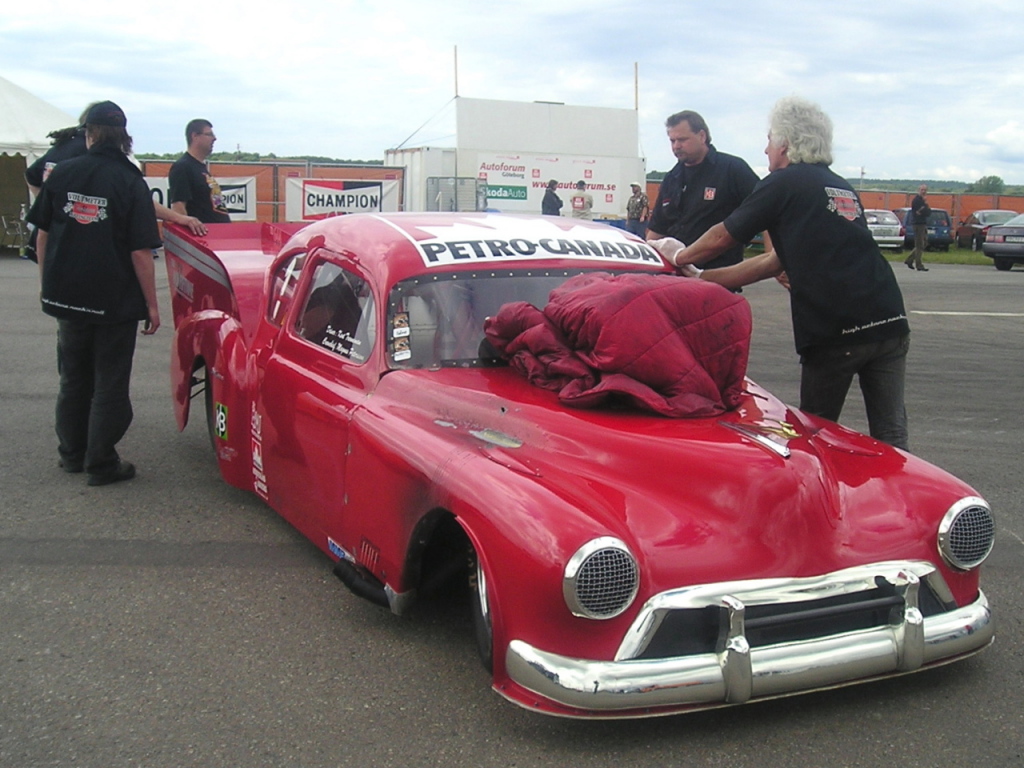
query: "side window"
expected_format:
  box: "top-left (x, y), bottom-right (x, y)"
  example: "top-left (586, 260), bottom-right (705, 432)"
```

top-left (268, 251), bottom-right (306, 326)
top-left (296, 261), bottom-right (375, 364)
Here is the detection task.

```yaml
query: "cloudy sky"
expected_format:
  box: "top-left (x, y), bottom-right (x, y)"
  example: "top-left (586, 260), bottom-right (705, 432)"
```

top-left (4, 0), bottom-right (1023, 183)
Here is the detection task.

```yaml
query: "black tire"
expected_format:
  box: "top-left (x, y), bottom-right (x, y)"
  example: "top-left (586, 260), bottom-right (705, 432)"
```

top-left (468, 546), bottom-right (493, 673)
top-left (994, 258), bottom-right (1013, 272)
top-left (203, 364), bottom-right (217, 450)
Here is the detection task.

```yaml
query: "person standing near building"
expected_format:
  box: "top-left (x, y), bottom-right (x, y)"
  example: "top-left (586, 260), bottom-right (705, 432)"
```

top-left (169, 118), bottom-right (231, 223)
top-left (541, 179), bottom-right (562, 216)
top-left (625, 182), bottom-right (649, 236)
top-left (569, 180), bottom-right (594, 220)
top-left (652, 96), bottom-right (911, 451)
top-left (646, 110), bottom-right (765, 269)
top-left (904, 184), bottom-right (930, 271)
top-left (27, 101), bottom-right (163, 485)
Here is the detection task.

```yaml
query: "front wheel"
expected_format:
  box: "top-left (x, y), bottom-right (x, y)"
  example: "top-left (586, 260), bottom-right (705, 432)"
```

top-left (468, 546), bottom-right (493, 673)
top-left (203, 364), bottom-right (218, 450)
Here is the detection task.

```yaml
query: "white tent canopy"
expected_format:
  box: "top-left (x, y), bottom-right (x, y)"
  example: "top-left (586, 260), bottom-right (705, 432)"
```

top-left (0, 75), bottom-right (75, 163)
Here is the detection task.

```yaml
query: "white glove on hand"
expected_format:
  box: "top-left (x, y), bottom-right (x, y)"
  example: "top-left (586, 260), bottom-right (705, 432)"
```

top-left (648, 237), bottom-right (686, 266)
top-left (677, 262), bottom-right (703, 279)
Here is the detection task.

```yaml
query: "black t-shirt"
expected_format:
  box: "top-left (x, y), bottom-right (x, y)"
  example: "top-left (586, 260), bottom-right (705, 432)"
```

top-left (724, 163), bottom-right (909, 354)
top-left (27, 144), bottom-right (161, 324)
top-left (25, 130), bottom-right (88, 188)
top-left (648, 145), bottom-right (760, 269)
top-left (168, 153), bottom-right (231, 223)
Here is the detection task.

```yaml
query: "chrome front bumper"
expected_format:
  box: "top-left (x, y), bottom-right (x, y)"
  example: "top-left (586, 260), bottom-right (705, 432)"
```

top-left (505, 562), bottom-right (993, 716)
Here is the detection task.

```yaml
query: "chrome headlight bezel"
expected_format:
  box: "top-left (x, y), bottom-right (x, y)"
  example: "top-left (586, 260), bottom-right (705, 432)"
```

top-left (563, 537), bottom-right (639, 620)
top-left (938, 496), bottom-right (995, 571)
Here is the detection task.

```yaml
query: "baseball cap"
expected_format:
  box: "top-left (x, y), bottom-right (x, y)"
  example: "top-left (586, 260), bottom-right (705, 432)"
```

top-left (86, 101), bottom-right (127, 127)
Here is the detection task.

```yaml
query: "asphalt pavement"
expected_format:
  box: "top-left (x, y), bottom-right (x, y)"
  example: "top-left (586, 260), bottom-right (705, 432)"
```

top-left (1, 250), bottom-right (1021, 768)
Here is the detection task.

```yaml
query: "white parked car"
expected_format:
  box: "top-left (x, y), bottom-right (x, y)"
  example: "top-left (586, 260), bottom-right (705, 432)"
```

top-left (864, 209), bottom-right (903, 250)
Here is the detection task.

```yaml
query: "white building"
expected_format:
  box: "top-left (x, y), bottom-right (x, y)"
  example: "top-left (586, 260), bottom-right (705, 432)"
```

top-left (386, 97), bottom-right (645, 219)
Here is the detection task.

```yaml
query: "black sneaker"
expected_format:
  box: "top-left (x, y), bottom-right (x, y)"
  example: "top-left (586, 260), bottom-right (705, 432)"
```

top-left (59, 458), bottom-right (84, 473)
top-left (87, 461), bottom-right (136, 487)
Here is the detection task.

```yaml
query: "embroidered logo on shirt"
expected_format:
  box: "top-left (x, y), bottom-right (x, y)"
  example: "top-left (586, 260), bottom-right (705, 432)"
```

top-left (703, 187), bottom-right (717, 201)
top-left (825, 187), bottom-right (862, 221)
top-left (63, 192), bottom-right (108, 225)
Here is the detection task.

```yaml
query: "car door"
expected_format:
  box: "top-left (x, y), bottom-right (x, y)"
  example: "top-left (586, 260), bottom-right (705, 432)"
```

top-left (255, 249), bottom-right (378, 543)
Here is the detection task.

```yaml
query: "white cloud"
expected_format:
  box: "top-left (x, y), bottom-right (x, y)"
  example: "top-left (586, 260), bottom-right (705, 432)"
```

top-left (5, 0), bottom-right (1024, 182)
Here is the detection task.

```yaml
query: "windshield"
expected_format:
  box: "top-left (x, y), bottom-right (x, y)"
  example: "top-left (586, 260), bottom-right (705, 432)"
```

top-left (385, 268), bottom-right (634, 369)
top-left (1000, 213), bottom-right (1024, 227)
top-left (866, 211), bottom-right (898, 225)
top-left (978, 211), bottom-right (1016, 226)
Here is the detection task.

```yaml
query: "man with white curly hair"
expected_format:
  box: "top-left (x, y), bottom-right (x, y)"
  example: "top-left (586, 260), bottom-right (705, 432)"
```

top-left (651, 96), bottom-right (911, 450)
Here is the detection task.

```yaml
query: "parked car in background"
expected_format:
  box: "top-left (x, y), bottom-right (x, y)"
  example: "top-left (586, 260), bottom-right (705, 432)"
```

top-left (980, 212), bottom-right (1024, 270)
top-left (893, 208), bottom-right (953, 251)
top-left (955, 209), bottom-right (1017, 250)
top-left (864, 209), bottom-right (903, 250)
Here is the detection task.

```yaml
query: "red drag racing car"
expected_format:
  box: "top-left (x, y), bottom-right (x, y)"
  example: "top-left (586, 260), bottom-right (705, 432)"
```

top-left (164, 213), bottom-right (994, 718)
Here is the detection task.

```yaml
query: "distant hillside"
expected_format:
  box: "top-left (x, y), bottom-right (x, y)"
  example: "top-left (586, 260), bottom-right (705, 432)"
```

top-left (136, 152), bottom-right (383, 165)
top-left (645, 173), bottom-right (1024, 196)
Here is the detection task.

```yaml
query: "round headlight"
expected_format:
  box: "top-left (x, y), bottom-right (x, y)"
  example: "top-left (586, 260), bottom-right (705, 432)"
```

top-left (563, 537), bottom-right (639, 619)
top-left (938, 496), bottom-right (995, 571)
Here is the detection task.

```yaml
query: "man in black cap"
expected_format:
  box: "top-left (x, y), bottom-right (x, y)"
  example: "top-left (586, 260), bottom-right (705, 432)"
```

top-left (27, 100), bottom-right (162, 486)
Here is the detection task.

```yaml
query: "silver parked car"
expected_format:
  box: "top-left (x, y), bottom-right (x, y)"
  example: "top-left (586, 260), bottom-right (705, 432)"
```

top-left (864, 209), bottom-right (903, 250)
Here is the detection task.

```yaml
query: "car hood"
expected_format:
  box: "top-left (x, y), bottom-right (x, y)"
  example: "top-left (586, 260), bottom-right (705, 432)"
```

top-left (368, 367), bottom-right (975, 591)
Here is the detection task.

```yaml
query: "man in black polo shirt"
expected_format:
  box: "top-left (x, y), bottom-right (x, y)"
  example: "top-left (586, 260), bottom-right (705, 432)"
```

top-left (653, 96), bottom-right (911, 451)
top-left (647, 110), bottom-right (763, 270)
top-left (27, 101), bottom-right (162, 486)
top-left (169, 118), bottom-right (231, 223)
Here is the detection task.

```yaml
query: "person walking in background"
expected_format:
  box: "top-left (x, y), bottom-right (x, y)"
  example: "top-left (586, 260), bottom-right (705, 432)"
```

top-left (26, 101), bottom-right (163, 486)
top-left (652, 96), bottom-right (911, 451)
top-left (569, 180), bottom-right (593, 219)
top-left (625, 182), bottom-right (649, 236)
top-left (169, 119), bottom-right (231, 223)
top-left (905, 184), bottom-right (930, 271)
top-left (646, 110), bottom-right (767, 269)
top-left (541, 179), bottom-right (562, 216)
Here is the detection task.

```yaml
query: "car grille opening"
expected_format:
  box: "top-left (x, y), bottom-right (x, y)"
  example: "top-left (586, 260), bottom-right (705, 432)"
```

top-left (634, 579), bottom-right (949, 660)
top-left (564, 539), bottom-right (639, 620)
top-left (940, 501), bottom-right (995, 570)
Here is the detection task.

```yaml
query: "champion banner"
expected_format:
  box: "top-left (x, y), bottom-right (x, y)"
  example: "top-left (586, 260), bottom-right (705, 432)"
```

top-left (285, 179), bottom-right (401, 221)
top-left (146, 177), bottom-right (257, 221)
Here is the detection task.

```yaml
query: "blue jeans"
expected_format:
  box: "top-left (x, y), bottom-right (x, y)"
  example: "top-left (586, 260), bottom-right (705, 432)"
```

top-left (55, 319), bottom-right (139, 475)
top-left (799, 334), bottom-right (910, 451)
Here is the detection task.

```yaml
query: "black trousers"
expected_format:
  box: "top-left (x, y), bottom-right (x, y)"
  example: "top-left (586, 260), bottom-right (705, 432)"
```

top-left (55, 319), bottom-right (138, 475)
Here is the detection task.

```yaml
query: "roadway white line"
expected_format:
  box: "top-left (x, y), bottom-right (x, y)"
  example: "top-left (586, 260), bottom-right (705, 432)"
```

top-left (911, 311), bottom-right (1024, 317)
top-left (1001, 525), bottom-right (1024, 549)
